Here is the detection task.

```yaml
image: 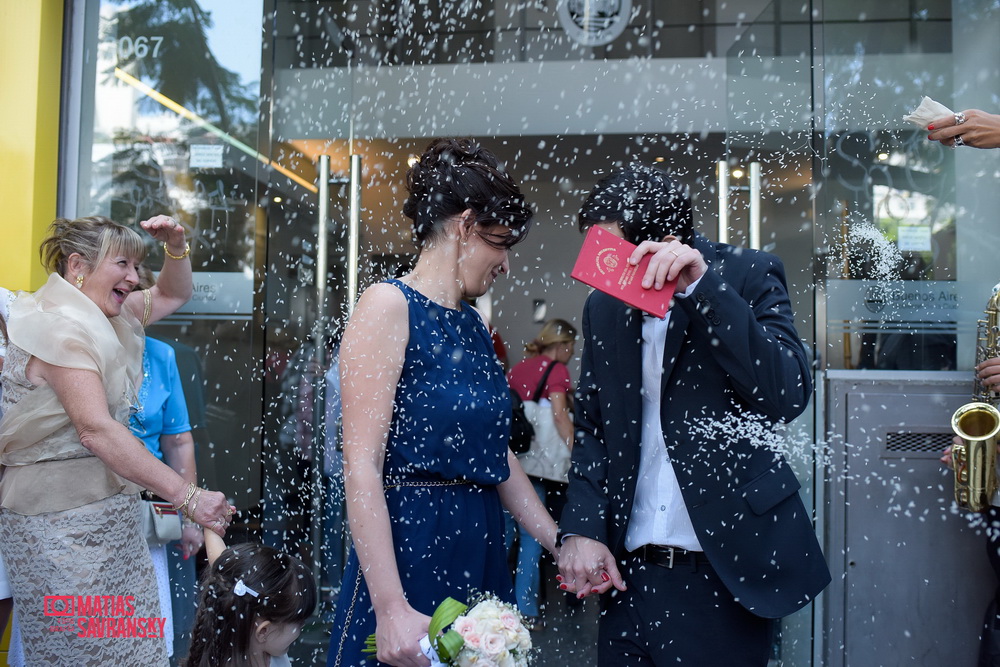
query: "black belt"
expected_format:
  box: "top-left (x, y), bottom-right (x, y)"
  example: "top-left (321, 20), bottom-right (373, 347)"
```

top-left (630, 544), bottom-right (709, 569)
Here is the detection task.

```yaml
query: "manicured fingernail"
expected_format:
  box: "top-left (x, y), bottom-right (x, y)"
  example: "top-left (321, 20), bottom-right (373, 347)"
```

top-left (591, 588), bottom-right (600, 593)
top-left (555, 575), bottom-right (563, 582)
top-left (559, 583), bottom-right (567, 590)
top-left (601, 572), bottom-right (610, 582)
top-left (928, 124), bottom-right (935, 130)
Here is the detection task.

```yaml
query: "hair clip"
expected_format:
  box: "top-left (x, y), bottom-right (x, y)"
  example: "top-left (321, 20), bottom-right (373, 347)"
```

top-left (233, 579), bottom-right (259, 598)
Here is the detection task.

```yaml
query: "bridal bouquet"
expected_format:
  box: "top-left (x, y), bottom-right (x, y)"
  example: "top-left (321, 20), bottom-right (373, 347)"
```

top-left (365, 595), bottom-right (533, 666)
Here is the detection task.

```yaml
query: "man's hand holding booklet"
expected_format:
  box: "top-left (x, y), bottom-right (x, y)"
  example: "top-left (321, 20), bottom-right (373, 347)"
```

top-left (571, 225), bottom-right (677, 318)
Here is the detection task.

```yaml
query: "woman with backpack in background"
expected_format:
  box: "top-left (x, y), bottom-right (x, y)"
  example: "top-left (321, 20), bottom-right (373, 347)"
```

top-left (506, 318), bottom-right (577, 630)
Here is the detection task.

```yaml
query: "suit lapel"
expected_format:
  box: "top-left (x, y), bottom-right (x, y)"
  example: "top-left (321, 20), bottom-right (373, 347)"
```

top-left (660, 306), bottom-right (688, 394)
top-left (615, 302), bottom-right (644, 446)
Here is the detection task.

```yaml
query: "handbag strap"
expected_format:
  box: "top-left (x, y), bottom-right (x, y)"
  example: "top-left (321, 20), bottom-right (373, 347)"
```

top-left (531, 360), bottom-right (558, 402)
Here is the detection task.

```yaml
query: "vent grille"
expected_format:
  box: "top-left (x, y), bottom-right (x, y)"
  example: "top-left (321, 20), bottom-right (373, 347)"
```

top-left (885, 431), bottom-right (953, 454)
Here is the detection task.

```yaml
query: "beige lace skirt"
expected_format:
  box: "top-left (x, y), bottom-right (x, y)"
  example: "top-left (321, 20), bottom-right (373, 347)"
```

top-left (0, 493), bottom-right (169, 666)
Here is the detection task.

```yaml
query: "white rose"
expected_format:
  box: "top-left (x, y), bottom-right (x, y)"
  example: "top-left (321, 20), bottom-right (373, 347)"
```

top-left (482, 632), bottom-right (506, 657)
top-left (499, 610), bottom-right (520, 631)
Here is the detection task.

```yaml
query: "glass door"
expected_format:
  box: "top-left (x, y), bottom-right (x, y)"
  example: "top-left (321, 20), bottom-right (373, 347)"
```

top-left (724, 4), bottom-right (818, 665)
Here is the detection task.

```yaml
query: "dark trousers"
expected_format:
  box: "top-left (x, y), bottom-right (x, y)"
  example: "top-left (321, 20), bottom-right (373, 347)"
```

top-left (598, 553), bottom-right (770, 667)
top-left (980, 508), bottom-right (1000, 667)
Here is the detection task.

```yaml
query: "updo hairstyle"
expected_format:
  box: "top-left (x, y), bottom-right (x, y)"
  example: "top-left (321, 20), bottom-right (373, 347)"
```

top-left (186, 543), bottom-right (317, 667)
top-left (39, 216), bottom-right (146, 278)
top-left (578, 164), bottom-right (694, 245)
top-left (403, 138), bottom-right (533, 247)
top-left (524, 318), bottom-right (578, 356)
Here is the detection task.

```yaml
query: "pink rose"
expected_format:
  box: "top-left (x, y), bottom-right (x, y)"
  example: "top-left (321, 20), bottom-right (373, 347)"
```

top-left (482, 632), bottom-right (506, 657)
top-left (463, 632), bottom-right (482, 650)
top-left (454, 616), bottom-right (477, 638)
top-left (499, 610), bottom-right (520, 630)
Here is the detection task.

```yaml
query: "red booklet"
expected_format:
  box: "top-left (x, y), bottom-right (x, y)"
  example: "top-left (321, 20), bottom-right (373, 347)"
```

top-left (570, 225), bottom-right (676, 318)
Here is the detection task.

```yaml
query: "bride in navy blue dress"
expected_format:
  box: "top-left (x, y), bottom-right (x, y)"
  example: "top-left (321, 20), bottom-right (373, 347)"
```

top-left (328, 138), bottom-right (559, 667)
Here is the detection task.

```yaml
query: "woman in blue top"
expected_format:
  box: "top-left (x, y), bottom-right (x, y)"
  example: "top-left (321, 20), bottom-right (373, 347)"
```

top-left (132, 335), bottom-right (203, 656)
top-left (328, 138), bottom-right (558, 667)
top-left (132, 266), bottom-right (204, 659)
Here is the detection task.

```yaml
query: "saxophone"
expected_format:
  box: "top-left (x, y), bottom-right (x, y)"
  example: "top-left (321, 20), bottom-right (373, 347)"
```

top-left (951, 286), bottom-right (1000, 512)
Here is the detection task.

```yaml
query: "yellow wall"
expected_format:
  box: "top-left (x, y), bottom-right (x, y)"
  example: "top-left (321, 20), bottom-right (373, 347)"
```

top-left (0, 1), bottom-right (63, 661)
top-left (0, 0), bottom-right (65, 292)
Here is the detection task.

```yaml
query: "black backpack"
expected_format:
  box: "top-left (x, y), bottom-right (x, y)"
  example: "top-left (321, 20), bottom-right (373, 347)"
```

top-left (508, 361), bottom-right (556, 455)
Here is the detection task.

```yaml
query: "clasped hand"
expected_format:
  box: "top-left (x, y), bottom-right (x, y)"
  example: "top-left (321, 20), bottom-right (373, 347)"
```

top-left (186, 489), bottom-right (233, 537)
top-left (556, 535), bottom-right (626, 599)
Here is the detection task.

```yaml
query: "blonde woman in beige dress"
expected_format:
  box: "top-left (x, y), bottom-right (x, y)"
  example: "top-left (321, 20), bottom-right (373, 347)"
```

top-left (0, 215), bottom-right (234, 665)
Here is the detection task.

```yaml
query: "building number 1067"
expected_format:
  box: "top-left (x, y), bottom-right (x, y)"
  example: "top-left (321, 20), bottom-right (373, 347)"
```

top-left (117, 36), bottom-right (164, 60)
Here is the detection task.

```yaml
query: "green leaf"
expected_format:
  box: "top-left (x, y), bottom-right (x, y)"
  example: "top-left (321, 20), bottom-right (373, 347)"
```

top-left (428, 597), bottom-right (468, 656)
top-left (436, 629), bottom-right (466, 661)
top-left (362, 598), bottom-right (470, 663)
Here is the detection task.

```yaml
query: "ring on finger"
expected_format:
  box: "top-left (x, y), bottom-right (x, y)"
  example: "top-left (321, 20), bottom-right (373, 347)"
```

top-left (669, 249), bottom-right (681, 257)
top-left (955, 112), bottom-right (967, 125)
top-left (955, 135), bottom-right (965, 147)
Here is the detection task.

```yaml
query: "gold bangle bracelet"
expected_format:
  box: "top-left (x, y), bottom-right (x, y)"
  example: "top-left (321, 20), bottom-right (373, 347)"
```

top-left (172, 483), bottom-right (197, 516)
top-left (163, 242), bottom-right (191, 260)
top-left (188, 487), bottom-right (204, 520)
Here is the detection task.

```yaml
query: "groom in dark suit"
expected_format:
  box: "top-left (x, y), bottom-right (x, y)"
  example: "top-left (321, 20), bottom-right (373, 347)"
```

top-left (557, 165), bottom-right (830, 666)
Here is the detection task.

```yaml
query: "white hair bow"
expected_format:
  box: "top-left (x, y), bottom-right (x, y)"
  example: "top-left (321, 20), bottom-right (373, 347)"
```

top-left (233, 579), bottom-right (260, 598)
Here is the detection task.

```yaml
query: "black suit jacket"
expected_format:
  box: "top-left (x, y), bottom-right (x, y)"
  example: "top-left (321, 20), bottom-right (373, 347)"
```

top-left (562, 233), bottom-right (831, 619)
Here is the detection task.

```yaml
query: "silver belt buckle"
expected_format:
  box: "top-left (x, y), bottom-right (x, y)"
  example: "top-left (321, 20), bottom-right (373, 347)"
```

top-left (666, 546), bottom-right (675, 569)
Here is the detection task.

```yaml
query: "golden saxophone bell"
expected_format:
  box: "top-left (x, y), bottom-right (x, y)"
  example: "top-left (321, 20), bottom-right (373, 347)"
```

top-left (952, 402), bottom-right (1000, 512)
top-left (951, 287), bottom-right (1000, 513)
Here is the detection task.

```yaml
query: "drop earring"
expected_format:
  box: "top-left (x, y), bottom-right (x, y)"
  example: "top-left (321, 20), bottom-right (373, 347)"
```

top-left (75, 275), bottom-right (84, 289)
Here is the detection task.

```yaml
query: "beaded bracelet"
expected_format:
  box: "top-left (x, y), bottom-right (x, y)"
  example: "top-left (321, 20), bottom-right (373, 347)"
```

top-left (163, 242), bottom-right (191, 260)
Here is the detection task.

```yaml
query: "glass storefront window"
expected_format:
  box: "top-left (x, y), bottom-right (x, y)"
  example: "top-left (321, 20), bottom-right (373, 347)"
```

top-left (816, 2), bottom-right (1000, 373)
top-left (73, 0), bottom-right (268, 521)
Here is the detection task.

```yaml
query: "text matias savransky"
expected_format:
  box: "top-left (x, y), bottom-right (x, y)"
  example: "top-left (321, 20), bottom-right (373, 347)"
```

top-left (44, 595), bottom-right (166, 639)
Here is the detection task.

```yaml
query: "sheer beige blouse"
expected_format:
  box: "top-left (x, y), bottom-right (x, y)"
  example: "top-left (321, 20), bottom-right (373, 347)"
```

top-left (0, 273), bottom-right (144, 515)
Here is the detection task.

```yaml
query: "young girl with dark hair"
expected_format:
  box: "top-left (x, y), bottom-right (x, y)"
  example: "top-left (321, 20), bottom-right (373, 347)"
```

top-left (186, 534), bottom-right (317, 667)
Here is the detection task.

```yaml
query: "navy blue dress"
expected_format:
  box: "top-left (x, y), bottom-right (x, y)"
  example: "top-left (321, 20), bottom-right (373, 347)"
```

top-left (328, 280), bottom-right (515, 667)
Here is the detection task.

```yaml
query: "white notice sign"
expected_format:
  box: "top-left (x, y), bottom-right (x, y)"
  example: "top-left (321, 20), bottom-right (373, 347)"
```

top-left (189, 144), bottom-right (225, 169)
top-left (897, 225), bottom-right (932, 252)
